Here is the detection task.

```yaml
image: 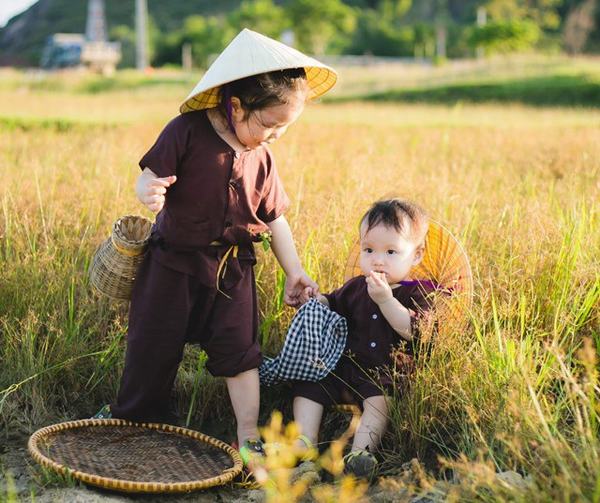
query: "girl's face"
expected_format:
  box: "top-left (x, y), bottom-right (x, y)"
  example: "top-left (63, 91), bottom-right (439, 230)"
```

top-left (359, 221), bottom-right (424, 285)
top-left (230, 90), bottom-right (306, 149)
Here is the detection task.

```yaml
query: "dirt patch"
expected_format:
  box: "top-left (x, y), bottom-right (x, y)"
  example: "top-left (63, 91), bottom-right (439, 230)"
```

top-left (1, 435), bottom-right (456, 502)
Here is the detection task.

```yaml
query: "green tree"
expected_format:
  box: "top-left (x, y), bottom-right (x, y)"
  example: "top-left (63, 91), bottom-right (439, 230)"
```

top-left (154, 15), bottom-right (233, 69)
top-left (413, 22), bottom-right (436, 57)
top-left (485, 0), bottom-right (562, 29)
top-left (346, 8), bottom-right (414, 56)
top-left (180, 16), bottom-right (233, 68)
top-left (109, 16), bottom-right (160, 68)
top-left (110, 25), bottom-right (135, 68)
top-left (468, 19), bottom-right (541, 53)
top-left (379, 0), bottom-right (413, 19)
top-left (286, 0), bottom-right (357, 54)
top-left (228, 0), bottom-right (288, 39)
top-left (154, 31), bottom-right (183, 67)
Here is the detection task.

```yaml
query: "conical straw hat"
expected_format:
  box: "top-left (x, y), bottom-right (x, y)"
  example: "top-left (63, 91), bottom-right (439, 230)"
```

top-left (180, 29), bottom-right (338, 113)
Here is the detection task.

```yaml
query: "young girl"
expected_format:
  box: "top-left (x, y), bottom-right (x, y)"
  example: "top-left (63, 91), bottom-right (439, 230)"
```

top-left (293, 199), bottom-right (435, 479)
top-left (96, 29), bottom-right (337, 465)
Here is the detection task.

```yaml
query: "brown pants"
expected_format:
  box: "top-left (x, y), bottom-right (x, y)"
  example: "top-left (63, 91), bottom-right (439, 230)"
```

top-left (111, 251), bottom-right (261, 422)
top-left (292, 354), bottom-right (412, 408)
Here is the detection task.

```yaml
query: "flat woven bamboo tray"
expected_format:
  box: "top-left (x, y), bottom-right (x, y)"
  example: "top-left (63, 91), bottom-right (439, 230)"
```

top-left (28, 419), bottom-right (242, 494)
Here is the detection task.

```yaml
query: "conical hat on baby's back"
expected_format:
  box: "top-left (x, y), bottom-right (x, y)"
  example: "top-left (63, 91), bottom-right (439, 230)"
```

top-left (180, 29), bottom-right (337, 113)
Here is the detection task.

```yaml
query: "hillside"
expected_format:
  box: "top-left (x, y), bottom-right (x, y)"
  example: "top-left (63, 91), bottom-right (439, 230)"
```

top-left (0, 0), bottom-right (241, 66)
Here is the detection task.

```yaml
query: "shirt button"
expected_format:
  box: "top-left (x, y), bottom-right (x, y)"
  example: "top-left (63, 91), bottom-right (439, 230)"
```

top-left (372, 314), bottom-right (378, 320)
top-left (370, 342), bottom-right (377, 348)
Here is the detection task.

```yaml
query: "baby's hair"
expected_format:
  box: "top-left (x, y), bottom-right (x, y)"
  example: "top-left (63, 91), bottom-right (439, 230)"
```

top-left (360, 198), bottom-right (429, 245)
top-left (219, 68), bottom-right (308, 128)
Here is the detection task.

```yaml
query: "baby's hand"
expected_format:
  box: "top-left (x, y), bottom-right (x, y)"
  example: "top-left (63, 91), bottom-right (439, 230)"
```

top-left (366, 271), bottom-right (393, 305)
top-left (136, 170), bottom-right (176, 213)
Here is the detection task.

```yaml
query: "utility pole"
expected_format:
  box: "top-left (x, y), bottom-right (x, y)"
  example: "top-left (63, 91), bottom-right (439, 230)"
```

top-left (86, 0), bottom-right (108, 42)
top-left (81, 0), bottom-right (120, 75)
top-left (435, 0), bottom-right (448, 60)
top-left (476, 7), bottom-right (487, 59)
top-left (135, 0), bottom-right (149, 70)
top-left (182, 43), bottom-right (192, 72)
top-left (435, 24), bottom-right (447, 59)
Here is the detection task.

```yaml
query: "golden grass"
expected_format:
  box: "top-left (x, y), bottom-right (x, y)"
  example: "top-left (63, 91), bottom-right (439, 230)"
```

top-left (0, 70), bottom-right (599, 500)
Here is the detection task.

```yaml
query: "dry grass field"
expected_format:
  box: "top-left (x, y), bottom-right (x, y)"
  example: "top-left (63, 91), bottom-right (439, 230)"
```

top-left (0, 61), bottom-right (599, 501)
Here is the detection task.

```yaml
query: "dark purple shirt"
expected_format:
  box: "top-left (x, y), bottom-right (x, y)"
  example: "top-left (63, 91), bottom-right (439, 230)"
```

top-left (140, 110), bottom-right (290, 249)
top-left (324, 276), bottom-right (435, 369)
top-left (138, 110), bottom-right (290, 281)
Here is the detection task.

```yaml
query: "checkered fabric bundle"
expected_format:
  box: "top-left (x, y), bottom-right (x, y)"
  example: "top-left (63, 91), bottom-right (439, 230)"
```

top-left (259, 299), bottom-right (347, 386)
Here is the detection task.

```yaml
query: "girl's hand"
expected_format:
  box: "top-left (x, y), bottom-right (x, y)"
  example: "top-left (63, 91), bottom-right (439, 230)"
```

top-left (284, 271), bottom-right (319, 308)
top-left (136, 169), bottom-right (177, 213)
top-left (366, 271), bottom-right (393, 305)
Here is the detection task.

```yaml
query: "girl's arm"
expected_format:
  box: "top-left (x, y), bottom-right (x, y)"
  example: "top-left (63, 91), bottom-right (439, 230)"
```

top-left (267, 215), bottom-right (318, 308)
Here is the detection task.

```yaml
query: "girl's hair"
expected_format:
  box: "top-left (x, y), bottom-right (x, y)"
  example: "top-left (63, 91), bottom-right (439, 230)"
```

top-left (219, 68), bottom-right (308, 130)
top-left (360, 198), bottom-right (429, 245)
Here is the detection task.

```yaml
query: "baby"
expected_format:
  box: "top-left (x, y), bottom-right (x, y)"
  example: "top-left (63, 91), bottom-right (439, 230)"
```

top-left (293, 198), bottom-right (435, 479)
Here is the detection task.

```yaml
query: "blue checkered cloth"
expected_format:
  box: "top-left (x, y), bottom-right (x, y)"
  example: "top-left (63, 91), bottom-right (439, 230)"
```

top-left (259, 298), bottom-right (348, 386)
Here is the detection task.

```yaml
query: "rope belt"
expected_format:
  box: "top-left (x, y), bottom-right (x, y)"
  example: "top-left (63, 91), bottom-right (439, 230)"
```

top-left (210, 241), bottom-right (238, 299)
top-left (117, 236), bottom-right (239, 298)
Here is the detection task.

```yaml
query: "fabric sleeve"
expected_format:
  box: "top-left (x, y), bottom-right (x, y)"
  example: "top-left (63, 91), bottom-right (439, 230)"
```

top-left (323, 290), bottom-right (341, 316)
top-left (323, 278), bottom-right (357, 318)
top-left (138, 115), bottom-right (189, 178)
top-left (256, 149), bottom-right (290, 223)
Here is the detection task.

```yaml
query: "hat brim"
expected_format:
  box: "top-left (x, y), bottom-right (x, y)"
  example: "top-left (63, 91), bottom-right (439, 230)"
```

top-left (180, 66), bottom-right (336, 113)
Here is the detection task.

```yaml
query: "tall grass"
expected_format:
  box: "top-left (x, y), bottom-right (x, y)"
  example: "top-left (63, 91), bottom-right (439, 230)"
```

top-left (0, 71), bottom-right (599, 499)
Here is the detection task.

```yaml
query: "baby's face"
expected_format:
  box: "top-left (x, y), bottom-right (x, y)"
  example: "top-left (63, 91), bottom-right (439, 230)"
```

top-left (359, 221), bottom-right (424, 284)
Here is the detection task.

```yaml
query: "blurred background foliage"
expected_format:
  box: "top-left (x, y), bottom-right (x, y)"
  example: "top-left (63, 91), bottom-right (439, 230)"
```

top-left (2, 0), bottom-right (600, 68)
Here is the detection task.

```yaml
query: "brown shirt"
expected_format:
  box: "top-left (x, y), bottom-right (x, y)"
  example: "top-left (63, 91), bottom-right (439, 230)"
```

top-left (139, 110), bottom-right (290, 280)
top-left (141, 110), bottom-right (289, 247)
top-left (324, 276), bottom-right (435, 368)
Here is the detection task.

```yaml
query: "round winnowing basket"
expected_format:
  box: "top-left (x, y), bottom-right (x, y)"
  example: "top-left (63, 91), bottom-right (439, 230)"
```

top-left (28, 419), bottom-right (242, 494)
top-left (344, 220), bottom-right (473, 337)
top-left (90, 215), bottom-right (153, 300)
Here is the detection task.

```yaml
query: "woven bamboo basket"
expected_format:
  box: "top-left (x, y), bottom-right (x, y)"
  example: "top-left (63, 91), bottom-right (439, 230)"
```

top-left (90, 215), bottom-right (153, 301)
top-left (28, 419), bottom-right (242, 494)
